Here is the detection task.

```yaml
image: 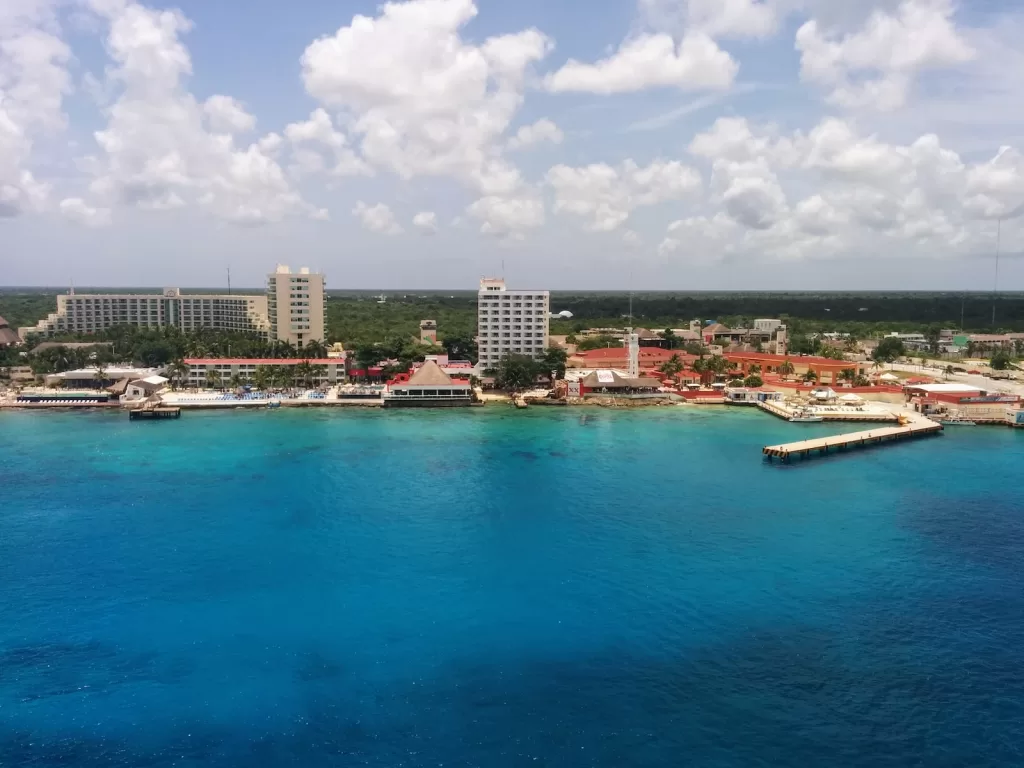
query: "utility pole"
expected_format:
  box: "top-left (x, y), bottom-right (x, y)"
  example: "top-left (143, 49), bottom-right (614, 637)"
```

top-left (227, 267), bottom-right (231, 296)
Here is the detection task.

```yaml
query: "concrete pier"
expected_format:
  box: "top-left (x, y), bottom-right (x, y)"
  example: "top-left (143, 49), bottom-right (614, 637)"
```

top-left (763, 420), bottom-right (942, 462)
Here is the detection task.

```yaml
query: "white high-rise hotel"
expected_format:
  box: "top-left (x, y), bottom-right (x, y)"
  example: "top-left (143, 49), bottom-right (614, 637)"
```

top-left (476, 278), bottom-right (549, 369)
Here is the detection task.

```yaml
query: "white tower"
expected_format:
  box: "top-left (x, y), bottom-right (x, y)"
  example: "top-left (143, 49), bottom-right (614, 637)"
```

top-left (625, 327), bottom-right (640, 378)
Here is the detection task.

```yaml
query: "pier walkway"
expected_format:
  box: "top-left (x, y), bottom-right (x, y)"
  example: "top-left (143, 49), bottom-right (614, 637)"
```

top-left (763, 419), bottom-right (942, 462)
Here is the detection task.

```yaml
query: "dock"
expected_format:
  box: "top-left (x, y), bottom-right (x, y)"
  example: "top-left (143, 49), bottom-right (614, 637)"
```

top-left (763, 419), bottom-right (942, 462)
top-left (129, 405), bottom-right (181, 420)
top-left (757, 399), bottom-right (897, 423)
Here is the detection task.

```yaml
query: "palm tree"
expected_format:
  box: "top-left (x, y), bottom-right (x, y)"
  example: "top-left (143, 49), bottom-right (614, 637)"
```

top-left (229, 373), bottom-right (243, 390)
top-left (779, 360), bottom-right (795, 378)
top-left (205, 368), bottom-right (222, 390)
top-left (749, 364), bottom-right (762, 375)
top-left (944, 365), bottom-right (955, 380)
top-left (93, 365), bottom-right (108, 390)
top-left (803, 369), bottom-right (819, 383)
top-left (658, 354), bottom-right (685, 378)
top-left (169, 360), bottom-right (189, 390)
top-left (295, 360), bottom-right (315, 388)
top-left (253, 366), bottom-right (271, 392)
top-left (839, 368), bottom-right (855, 384)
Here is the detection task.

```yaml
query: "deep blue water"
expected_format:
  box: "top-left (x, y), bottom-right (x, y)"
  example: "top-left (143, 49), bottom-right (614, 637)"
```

top-left (2, 407), bottom-right (1024, 767)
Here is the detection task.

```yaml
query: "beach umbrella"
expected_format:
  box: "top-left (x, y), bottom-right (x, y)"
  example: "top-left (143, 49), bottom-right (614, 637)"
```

top-left (879, 373), bottom-right (899, 382)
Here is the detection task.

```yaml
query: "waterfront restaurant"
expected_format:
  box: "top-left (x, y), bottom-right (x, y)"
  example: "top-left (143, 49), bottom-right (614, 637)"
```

top-left (384, 360), bottom-right (473, 407)
top-left (579, 370), bottom-right (664, 397)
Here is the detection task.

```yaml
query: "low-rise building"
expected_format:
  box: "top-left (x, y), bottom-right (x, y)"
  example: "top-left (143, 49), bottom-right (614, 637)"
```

top-left (124, 375), bottom-right (170, 402)
top-left (384, 360), bottom-right (473, 407)
top-left (0, 315), bottom-right (21, 347)
top-left (45, 365), bottom-right (160, 389)
top-left (183, 358), bottom-right (345, 387)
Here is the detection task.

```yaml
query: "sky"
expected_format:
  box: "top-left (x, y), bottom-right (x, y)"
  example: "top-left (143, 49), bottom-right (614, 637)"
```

top-left (2, 0), bottom-right (1024, 290)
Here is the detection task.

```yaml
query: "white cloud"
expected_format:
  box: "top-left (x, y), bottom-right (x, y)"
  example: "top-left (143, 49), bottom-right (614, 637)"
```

top-left (639, 0), bottom-right (778, 39)
top-left (545, 33), bottom-right (736, 94)
top-left (466, 194), bottom-right (544, 238)
top-left (546, 159), bottom-right (702, 231)
top-left (80, 0), bottom-right (317, 225)
top-left (507, 118), bottom-right (563, 150)
top-left (202, 95), bottom-right (255, 134)
top-left (353, 200), bottom-right (402, 234)
top-left (796, 0), bottom-right (974, 110)
top-left (59, 196), bottom-right (111, 227)
top-left (965, 147), bottom-right (1024, 221)
top-left (300, 0), bottom-right (550, 195)
top-left (283, 108), bottom-right (370, 177)
top-left (412, 210), bottom-right (438, 233)
top-left (710, 157), bottom-right (789, 230)
top-left (0, 3), bottom-right (70, 216)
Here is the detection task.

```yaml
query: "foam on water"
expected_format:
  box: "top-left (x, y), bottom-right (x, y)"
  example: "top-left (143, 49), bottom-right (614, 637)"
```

top-left (2, 408), bottom-right (1023, 766)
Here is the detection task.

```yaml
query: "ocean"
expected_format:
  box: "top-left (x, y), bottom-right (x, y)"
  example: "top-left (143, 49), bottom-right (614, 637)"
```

top-left (2, 407), bottom-right (1023, 767)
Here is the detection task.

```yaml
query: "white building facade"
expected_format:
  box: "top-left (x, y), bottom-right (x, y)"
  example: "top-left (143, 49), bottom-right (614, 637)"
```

top-left (476, 278), bottom-right (550, 370)
top-left (21, 289), bottom-right (270, 339)
top-left (267, 265), bottom-right (326, 348)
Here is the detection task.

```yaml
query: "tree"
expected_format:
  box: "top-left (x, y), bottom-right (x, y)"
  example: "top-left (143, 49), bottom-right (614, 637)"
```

top-left (683, 341), bottom-right (707, 356)
top-left (495, 353), bottom-right (538, 392)
top-left (576, 334), bottom-right (622, 352)
top-left (229, 373), bottom-right (243, 390)
top-left (803, 369), bottom-right (820, 383)
top-left (943, 365), bottom-right (955, 380)
top-left (839, 368), bottom-right (855, 384)
top-left (659, 353), bottom-right (685, 378)
top-left (441, 333), bottom-right (478, 364)
top-left (205, 368), bottom-right (222, 390)
top-left (744, 374), bottom-right (763, 388)
top-left (539, 346), bottom-right (568, 379)
top-left (778, 360), bottom-right (795, 377)
top-left (661, 328), bottom-right (678, 350)
top-left (168, 359), bottom-right (189, 390)
top-left (253, 365), bottom-right (271, 392)
top-left (873, 337), bottom-right (906, 363)
top-left (748, 364), bottom-right (762, 374)
top-left (294, 360), bottom-right (315, 387)
top-left (302, 340), bottom-right (328, 359)
top-left (93, 365), bottom-right (108, 389)
top-left (990, 350), bottom-right (1013, 370)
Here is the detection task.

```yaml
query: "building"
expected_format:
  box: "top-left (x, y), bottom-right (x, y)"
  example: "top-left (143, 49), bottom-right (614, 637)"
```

top-left (266, 265), bottom-right (326, 348)
top-left (384, 359), bottom-right (473, 407)
top-left (45, 365), bottom-right (161, 388)
top-left (183, 358), bottom-right (345, 387)
top-left (20, 289), bottom-right (270, 339)
top-left (0, 315), bottom-right (21, 346)
top-left (419, 319), bottom-right (438, 345)
top-left (476, 278), bottom-right (549, 370)
top-left (578, 370), bottom-right (663, 398)
top-left (754, 319), bottom-right (783, 334)
top-left (123, 375), bottom-right (170, 402)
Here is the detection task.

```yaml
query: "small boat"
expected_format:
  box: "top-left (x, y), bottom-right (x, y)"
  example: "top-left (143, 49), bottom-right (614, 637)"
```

top-left (938, 410), bottom-right (975, 426)
top-left (939, 416), bottom-right (976, 426)
top-left (790, 409), bottom-right (824, 423)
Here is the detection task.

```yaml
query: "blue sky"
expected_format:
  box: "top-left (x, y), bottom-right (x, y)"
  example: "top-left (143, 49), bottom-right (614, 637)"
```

top-left (2, 0), bottom-right (1023, 289)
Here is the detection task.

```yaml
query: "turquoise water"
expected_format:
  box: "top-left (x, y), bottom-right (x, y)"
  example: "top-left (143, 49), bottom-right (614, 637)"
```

top-left (2, 407), bottom-right (1024, 766)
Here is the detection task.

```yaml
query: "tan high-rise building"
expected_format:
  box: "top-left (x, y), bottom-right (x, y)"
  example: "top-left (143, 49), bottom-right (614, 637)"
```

top-left (267, 265), bottom-right (326, 348)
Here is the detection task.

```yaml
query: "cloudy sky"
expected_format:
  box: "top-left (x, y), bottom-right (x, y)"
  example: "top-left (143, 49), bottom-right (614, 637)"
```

top-left (2, 0), bottom-right (1024, 289)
